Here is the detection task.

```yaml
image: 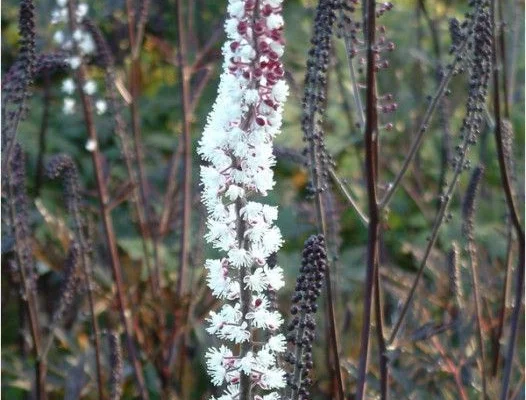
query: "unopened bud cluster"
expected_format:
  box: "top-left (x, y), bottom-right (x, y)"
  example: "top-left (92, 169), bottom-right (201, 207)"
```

top-left (284, 234), bottom-right (327, 400)
top-left (301, 0), bottom-right (339, 196)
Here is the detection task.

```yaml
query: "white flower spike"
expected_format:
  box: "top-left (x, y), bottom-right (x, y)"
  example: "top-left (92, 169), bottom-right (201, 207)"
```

top-left (199, 0), bottom-right (289, 398)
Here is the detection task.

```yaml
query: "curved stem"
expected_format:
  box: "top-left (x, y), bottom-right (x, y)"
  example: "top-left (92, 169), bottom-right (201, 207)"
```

top-left (329, 168), bottom-right (369, 227)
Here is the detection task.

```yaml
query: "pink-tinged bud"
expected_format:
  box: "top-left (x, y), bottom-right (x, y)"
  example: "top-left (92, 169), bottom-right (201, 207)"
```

top-left (270, 30), bottom-right (281, 41)
top-left (244, 0), bottom-right (255, 10)
top-left (230, 41), bottom-right (240, 52)
top-left (254, 20), bottom-right (265, 35)
top-left (259, 41), bottom-right (270, 53)
top-left (256, 117), bottom-right (266, 126)
top-left (255, 298), bottom-right (262, 307)
top-left (385, 122), bottom-right (394, 131)
top-left (262, 4), bottom-right (272, 16)
top-left (264, 99), bottom-right (275, 108)
top-left (254, 68), bottom-right (263, 78)
top-left (237, 21), bottom-right (248, 34)
top-left (269, 51), bottom-right (279, 61)
top-left (387, 42), bottom-right (395, 51)
top-left (274, 66), bottom-right (284, 77)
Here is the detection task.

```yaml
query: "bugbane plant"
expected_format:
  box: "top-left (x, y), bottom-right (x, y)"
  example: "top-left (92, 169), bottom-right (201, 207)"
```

top-left (198, 0), bottom-right (289, 398)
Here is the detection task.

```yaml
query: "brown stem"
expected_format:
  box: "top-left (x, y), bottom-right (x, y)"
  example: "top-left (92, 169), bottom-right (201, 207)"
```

top-left (125, 0), bottom-right (161, 295)
top-left (491, 1), bottom-right (525, 397)
top-left (158, 143), bottom-right (183, 236)
top-left (467, 240), bottom-right (488, 399)
top-left (374, 262), bottom-right (388, 400)
top-left (355, 0), bottom-right (380, 398)
top-left (163, 1), bottom-right (194, 393)
top-left (67, 4), bottom-right (149, 398)
top-left (133, 0), bottom-right (151, 59)
top-left (496, 0), bottom-right (509, 118)
top-left (175, 0), bottom-right (193, 300)
top-left (491, 226), bottom-right (513, 376)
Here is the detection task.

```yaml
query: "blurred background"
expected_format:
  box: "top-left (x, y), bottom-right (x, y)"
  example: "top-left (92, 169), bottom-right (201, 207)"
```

top-left (1, 0), bottom-right (524, 398)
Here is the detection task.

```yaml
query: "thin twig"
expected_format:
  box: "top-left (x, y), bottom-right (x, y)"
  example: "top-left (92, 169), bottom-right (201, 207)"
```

top-left (329, 168), bottom-right (369, 226)
top-left (124, 0), bottom-right (160, 295)
top-left (374, 258), bottom-right (388, 400)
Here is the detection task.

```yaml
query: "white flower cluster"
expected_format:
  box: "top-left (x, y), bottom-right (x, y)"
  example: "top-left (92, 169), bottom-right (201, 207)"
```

top-left (198, 0), bottom-right (289, 398)
top-left (50, 0), bottom-right (107, 117)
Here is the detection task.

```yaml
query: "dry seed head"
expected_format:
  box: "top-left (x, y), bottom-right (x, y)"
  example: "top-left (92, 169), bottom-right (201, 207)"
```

top-left (462, 165), bottom-right (485, 240)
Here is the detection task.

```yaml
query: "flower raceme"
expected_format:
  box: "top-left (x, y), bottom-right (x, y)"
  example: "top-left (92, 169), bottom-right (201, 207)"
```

top-left (198, 0), bottom-right (289, 398)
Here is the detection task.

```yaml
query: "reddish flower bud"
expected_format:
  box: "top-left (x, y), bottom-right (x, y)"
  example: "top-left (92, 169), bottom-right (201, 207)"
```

top-left (254, 21), bottom-right (265, 35)
top-left (270, 30), bottom-right (281, 41)
top-left (262, 4), bottom-right (272, 16)
top-left (264, 99), bottom-right (275, 108)
top-left (237, 21), bottom-right (247, 34)
top-left (269, 51), bottom-right (279, 61)
top-left (230, 41), bottom-right (239, 52)
top-left (274, 67), bottom-right (284, 77)
top-left (259, 41), bottom-right (270, 53)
